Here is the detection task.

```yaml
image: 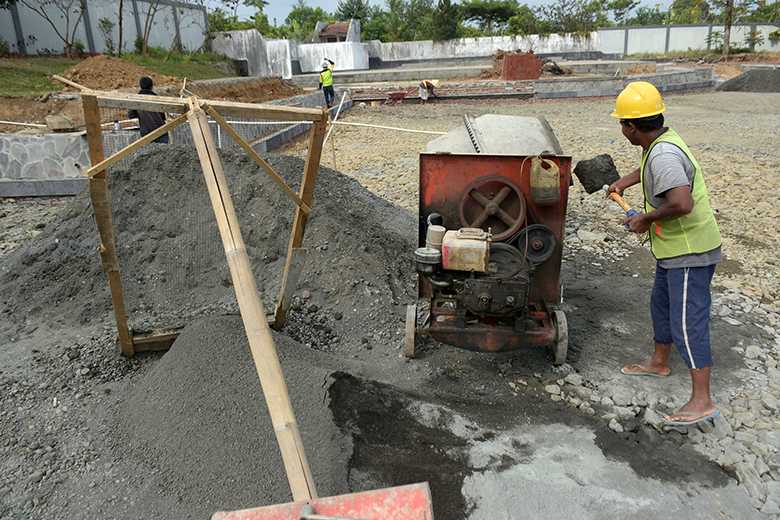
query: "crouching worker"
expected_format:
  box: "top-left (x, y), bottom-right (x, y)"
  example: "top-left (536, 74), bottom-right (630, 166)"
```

top-left (418, 79), bottom-right (439, 103)
top-left (319, 58), bottom-right (335, 108)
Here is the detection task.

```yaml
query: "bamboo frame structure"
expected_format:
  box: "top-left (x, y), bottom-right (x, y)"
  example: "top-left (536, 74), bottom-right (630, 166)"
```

top-left (80, 89), bottom-right (327, 500)
top-left (80, 89), bottom-right (326, 357)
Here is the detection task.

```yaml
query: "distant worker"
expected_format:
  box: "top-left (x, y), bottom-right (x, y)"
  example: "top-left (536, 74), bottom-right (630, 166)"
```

top-left (609, 81), bottom-right (722, 428)
top-left (128, 76), bottom-right (168, 143)
top-left (319, 58), bottom-right (336, 108)
top-left (418, 80), bottom-right (440, 103)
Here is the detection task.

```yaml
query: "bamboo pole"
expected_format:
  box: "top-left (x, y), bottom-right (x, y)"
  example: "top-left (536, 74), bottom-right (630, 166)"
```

top-left (84, 114), bottom-right (188, 177)
top-left (81, 94), bottom-right (134, 357)
top-left (204, 105), bottom-right (310, 214)
top-left (273, 113), bottom-right (328, 329)
top-left (186, 100), bottom-right (317, 502)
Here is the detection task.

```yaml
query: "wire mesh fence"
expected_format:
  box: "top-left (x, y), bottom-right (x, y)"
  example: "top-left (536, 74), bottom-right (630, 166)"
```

top-left (94, 102), bottom-right (312, 335)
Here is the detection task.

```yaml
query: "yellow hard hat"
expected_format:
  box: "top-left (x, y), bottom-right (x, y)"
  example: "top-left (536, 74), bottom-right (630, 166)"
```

top-left (611, 81), bottom-right (666, 119)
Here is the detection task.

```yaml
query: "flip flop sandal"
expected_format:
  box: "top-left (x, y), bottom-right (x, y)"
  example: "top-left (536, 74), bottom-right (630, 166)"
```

top-left (662, 409), bottom-right (720, 430)
top-left (620, 364), bottom-right (671, 378)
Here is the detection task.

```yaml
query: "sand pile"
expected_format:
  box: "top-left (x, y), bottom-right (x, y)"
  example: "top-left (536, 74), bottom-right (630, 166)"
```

top-left (116, 314), bottom-right (351, 517)
top-left (717, 68), bottom-right (780, 92)
top-left (62, 55), bottom-right (178, 90)
top-left (0, 145), bottom-right (416, 352)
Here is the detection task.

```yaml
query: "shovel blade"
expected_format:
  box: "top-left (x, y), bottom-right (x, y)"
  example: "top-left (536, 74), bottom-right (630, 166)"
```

top-left (212, 483), bottom-right (434, 520)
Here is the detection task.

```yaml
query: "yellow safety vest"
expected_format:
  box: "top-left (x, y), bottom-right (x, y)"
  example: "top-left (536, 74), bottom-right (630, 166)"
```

top-left (320, 68), bottom-right (333, 87)
top-left (639, 128), bottom-right (721, 260)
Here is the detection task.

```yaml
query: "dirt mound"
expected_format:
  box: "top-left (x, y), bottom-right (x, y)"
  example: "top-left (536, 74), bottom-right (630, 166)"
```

top-left (116, 314), bottom-right (350, 517)
top-left (187, 79), bottom-right (303, 103)
top-left (717, 68), bottom-right (780, 92)
top-left (62, 55), bottom-right (178, 90)
top-left (0, 145), bottom-right (416, 353)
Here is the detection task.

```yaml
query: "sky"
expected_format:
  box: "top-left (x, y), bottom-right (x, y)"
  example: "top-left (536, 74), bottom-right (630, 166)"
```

top-left (213, 0), bottom-right (673, 28)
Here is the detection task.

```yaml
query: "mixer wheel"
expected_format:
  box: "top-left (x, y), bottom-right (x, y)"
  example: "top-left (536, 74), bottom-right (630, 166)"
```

top-left (552, 309), bottom-right (568, 365)
top-left (517, 224), bottom-right (557, 266)
top-left (459, 176), bottom-right (526, 241)
top-left (404, 304), bottom-right (417, 358)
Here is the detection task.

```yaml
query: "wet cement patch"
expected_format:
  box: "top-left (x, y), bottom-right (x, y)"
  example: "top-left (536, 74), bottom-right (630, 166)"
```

top-left (328, 371), bottom-right (755, 520)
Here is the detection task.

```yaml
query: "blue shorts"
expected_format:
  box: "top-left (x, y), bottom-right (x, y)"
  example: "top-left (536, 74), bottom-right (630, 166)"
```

top-left (651, 264), bottom-right (716, 369)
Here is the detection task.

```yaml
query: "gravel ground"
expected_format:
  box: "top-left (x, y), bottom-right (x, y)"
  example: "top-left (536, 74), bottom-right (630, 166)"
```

top-left (2, 91), bottom-right (780, 519)
top-left (284, 91), bottom-right (780, 306)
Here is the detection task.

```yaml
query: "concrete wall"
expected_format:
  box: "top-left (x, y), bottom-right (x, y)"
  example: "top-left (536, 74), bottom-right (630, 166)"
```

top-left (0, 0), bottom-right (207, 55)
top-left (598, 23), bottom-right (780, 55)
top-left (296, 42), bottom-right (369, 72)
top-left (365, 33), bottom-right (600, 63)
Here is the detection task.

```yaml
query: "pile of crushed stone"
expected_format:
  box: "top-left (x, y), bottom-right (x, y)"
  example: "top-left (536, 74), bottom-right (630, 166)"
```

top-left (0, 145), bottom-right (416, 353)
top-left (116, 315), bottom-right (351, 517)
top-left (62, 55), bottom-right (178, 90)
top-left (717, 68), bottom-right (780, 93)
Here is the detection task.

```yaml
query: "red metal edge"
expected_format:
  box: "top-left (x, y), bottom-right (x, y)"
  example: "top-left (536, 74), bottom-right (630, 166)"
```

top-left (211, 482), bottom-right (434, 520)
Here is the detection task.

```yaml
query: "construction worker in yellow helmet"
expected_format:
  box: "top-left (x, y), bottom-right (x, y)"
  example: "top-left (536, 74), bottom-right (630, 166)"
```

top-left (608, 81), bottom-right (722, 429)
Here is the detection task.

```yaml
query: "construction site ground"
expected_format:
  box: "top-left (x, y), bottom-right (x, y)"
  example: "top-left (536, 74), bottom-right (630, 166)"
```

top-left (1, 91), bottom-right (780, 519)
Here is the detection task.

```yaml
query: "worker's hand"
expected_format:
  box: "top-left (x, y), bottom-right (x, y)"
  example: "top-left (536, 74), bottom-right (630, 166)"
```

top-left (606, 179), bottom-right (625, 197)
top-left (624, 214), bottom-right (650, 234)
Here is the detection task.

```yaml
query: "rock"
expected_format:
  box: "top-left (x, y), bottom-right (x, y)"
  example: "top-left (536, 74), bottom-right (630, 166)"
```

top-left (762, 395), bottom-right (780, 411)
top-left (609, 387), bottom-right (633, 407)
top-left (568, 397), bottom-right (582, 407)
top-left (613, 406), bottom-right (636, 420)
top-left (601, 396), bottom-right (614, 407)
top-left (760, 500), bottom-right (780, 515)
top-left (718, 447), bottom-right (743, 471)
top-left (551, 395), bottom-right (562, 402)
top-left (735, 431), bottom-right (757, 444)
top-left (766, 481), bottom-right (780, 503)
top-left (544, 384), bottom-right (561, 395)
top-left (572, 386), bottom-right (593, 400)
top-left (735, 462), bottom-right (767, 501)
top-left (609, 418), bottom-right (624, 433)
top-left (333, 312), bottom-right (343, 321)
top-left (643, 408), bottom-right (664, 430)
top-left (30, 471), bottom-right (43, 483)
top-left (713, 412), bottom-right (734, 439)
top-left (756, 458), bottom-right (771, 476)
top-left (577, 229), bottom-right (607, 243)
top-left (301, 289), bottom-right (312, 300)
top-left (723, 317), bottom-right (743, 326)
top-left (745, 344), bottom-right (763, 359)
top-left (564, 373), bottom-right (583, 386)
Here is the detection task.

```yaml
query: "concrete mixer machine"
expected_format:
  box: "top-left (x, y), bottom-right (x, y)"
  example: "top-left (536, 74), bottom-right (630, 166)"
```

top-left (406, 114), bottom-right (571, 364)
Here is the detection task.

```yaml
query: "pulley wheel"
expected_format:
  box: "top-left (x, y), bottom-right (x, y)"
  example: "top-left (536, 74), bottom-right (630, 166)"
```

top-left (487, 243), bottom-right (528, 280)
top-left (459, 176), bottom-right (526, 241)
top-left (516, 224), bottom-right (557, 265)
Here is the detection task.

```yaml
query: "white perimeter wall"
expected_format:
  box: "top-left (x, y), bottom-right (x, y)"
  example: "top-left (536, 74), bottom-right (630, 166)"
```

top-left (599, 23), bottom-right (780, 55)
top-left (0, 0), bottom-right (207, 55)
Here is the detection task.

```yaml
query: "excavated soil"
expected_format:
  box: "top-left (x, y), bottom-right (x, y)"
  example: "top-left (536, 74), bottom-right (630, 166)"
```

top-left (717, 68), bottom-right (780, 92)
top-left (62, 55), bottom-right (178, 91)
top-left (185, 79), bottom-right (303, 103)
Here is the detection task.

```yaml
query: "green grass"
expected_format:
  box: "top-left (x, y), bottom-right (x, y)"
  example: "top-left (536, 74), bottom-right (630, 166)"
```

top-left (628, 48), bottom-right (755, 60)
top-left (122, 50), bottom-right (231, 80)
top-left (0, 52), bottom-right (231, 98)
top-left (0, 57), bottom-right (80, 97)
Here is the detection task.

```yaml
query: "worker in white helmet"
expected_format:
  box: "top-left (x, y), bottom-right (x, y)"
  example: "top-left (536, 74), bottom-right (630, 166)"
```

top-left (319, 58), bottom-right (335, 108)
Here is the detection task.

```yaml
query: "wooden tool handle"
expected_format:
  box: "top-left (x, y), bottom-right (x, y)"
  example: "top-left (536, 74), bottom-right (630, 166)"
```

top-left (608, 192), bottom-right (633, 212)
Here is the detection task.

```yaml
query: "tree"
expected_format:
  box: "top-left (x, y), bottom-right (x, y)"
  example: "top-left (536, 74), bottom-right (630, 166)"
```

top-left (282, 0), bottom-right (332, 40)
top-left (669, 0), bottom-right (712, 23)
top-left (607, 0), bottom-right (639, 25)
top-left (626, 5), bottom-right (668, 25)
top-left (336, 0), bottom-right (370, 20)
top-left (507, 5), bottom-right (547, 35)
top-left (431, 0), bottom-right (460, 40)
top-left (117, 0), bottom-right (124, 54)
top-left (538, 0), bottom-right (609, 34)
top-left (17, 0), bottom-right (87, 56)
top-left (139, 0), bottom-right (163, 54)
top-left (461, 0), bottom-right (518, 34)
top-left (722, 0), bottom-right (734, 57)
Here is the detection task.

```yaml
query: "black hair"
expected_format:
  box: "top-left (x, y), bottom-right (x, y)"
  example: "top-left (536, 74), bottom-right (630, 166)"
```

top-left (139, 76), bottom-right (154, 90)
top-left (623, 113), bottom-right (664, 132)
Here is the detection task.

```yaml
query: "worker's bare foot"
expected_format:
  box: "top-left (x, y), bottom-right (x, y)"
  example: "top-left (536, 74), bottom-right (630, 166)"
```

top-left (665, 399), bottom-right (718, 423)
top-left (620, 362), bottom-right (671, 377)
